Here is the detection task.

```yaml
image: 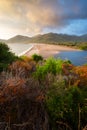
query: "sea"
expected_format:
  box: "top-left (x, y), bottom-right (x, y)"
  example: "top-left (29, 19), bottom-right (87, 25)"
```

top-left (55, 51), bottom-right (87, 66)
top-left (7, 43), bottom-right (87, 66)
top-left (7, 43), bottom-right (33, 56)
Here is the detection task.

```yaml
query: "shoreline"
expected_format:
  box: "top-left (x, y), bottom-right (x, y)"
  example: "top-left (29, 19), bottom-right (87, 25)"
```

top-left (24, 43), bottom-right (80, 58)
top-left (18, 45), bottom-right (34, 56)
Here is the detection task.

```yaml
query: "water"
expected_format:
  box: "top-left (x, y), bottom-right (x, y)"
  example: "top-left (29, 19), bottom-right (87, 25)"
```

top-left (55, 51), bottom-right (87, 66)
top-left (7, 43), bottom-right (33, 56)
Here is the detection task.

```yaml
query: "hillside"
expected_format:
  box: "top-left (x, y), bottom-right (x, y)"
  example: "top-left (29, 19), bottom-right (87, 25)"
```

top-left (1, 32), bottom-right (87, 44)
top-left (7, 35), bottom-right (30, 43)
top-left (29, 33), bottom-right (82, 43)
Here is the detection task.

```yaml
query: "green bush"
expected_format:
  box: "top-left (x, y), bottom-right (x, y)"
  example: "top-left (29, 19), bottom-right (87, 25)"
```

top-left (0, 42), bottom-right (18, 71)
top-left (79, 43), bottom-right (87, 50)
top-left (45, 78), bottom-right (66, 120)
top-left (34, 58), bottom-right (64, 80)
top-left (45, 83), bottom-right (85, 130)
top-left (32, 53), bottom-right (43, 62)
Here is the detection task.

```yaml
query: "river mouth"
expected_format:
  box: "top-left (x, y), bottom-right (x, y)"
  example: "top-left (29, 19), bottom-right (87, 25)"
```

top-left (54, 51), bottom-right (87, 66)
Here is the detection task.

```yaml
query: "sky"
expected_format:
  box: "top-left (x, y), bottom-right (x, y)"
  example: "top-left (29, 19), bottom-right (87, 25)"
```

top-left (0, 0), bottom-right (87, 39)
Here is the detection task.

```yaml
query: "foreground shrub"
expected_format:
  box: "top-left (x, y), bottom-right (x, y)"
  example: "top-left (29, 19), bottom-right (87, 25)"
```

top-left (0, 72), bottom-right (49, 130)
top-left (0, 54), bottom-right (87, 130)
top-left (45, 81), bottom-right (85, 130)
top-left (79, 43), bottom-right (87, 50)
top-left (32, 53), bottom-right (43, 62)
top-left (20, 55), bottom-right (33, 62)
top-left (0, 42), bottom-right (18, 71)
top-left (74, 65), bottom-right (87, 88)
top-left (8, 60), bottom-right (36, 78)
top-left (34, 58), bottom-right (64, 81)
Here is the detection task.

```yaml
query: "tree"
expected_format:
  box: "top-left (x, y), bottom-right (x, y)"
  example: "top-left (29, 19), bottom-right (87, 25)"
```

top-left (0, 42), bottom-right (18, 71)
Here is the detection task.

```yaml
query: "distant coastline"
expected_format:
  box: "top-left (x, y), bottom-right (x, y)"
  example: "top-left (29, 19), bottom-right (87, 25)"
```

top-left (24, 43), bottom-right (79, 58)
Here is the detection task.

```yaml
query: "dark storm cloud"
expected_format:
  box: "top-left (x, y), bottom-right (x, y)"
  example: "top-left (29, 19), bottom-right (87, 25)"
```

top-left (0, 0), bottom-right (87, 37)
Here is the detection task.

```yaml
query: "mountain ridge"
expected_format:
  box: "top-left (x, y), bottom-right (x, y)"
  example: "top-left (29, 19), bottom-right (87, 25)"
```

top-left (1, 33), bottom-right (87, 44)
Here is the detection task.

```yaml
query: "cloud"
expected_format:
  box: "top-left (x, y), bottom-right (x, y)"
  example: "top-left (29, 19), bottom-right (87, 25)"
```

top-left (0, 0), bottom-right (87, 38)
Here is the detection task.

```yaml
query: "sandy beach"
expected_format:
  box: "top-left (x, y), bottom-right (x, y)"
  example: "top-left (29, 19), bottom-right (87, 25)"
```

top-left (25, 44), bottom-right (79, 59)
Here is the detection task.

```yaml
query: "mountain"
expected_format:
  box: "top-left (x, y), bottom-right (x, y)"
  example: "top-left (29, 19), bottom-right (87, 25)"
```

top-left (80, 34), bottom-right (87, 41)
top-left (7, 35), bottom-right (30, 43)
top-left (2, 33), bottom-right (87, 44)
top-left (29, 33), bottom-right (80, 43)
